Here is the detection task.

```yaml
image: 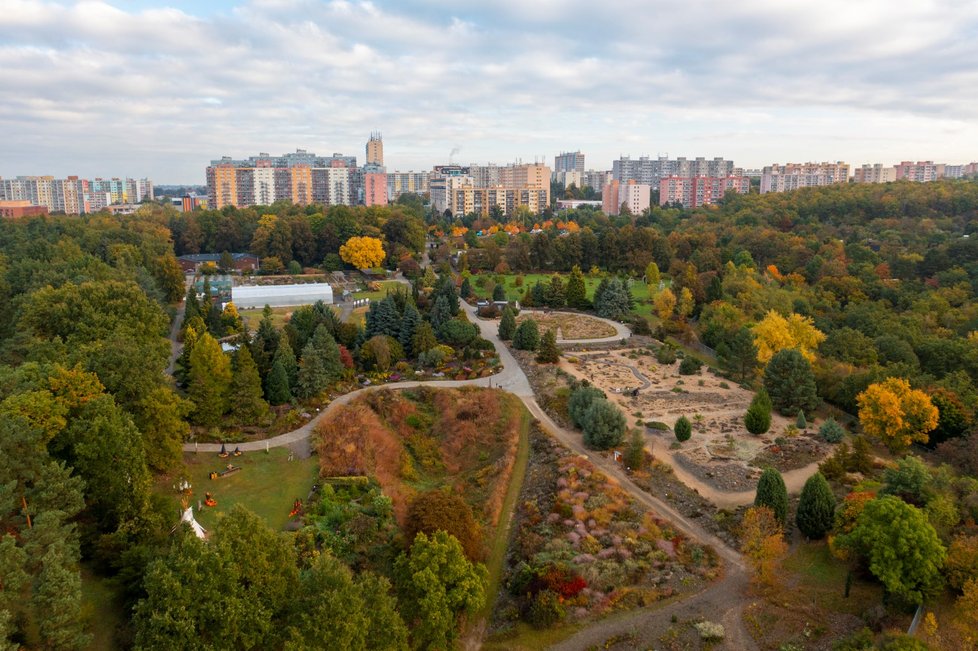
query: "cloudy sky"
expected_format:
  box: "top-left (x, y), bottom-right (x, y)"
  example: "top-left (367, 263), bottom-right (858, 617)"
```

top-left (2, 0), bottom-right (978, 183)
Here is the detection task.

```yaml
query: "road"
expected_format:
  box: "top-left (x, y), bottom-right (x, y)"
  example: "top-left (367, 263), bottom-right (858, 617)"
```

top-left (166, 274), bottom-right (194, 376)
top-left (177, 287), bottom-right (757, 650)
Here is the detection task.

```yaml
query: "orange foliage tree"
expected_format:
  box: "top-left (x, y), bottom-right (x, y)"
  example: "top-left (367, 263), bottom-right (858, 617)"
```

top-left (857, 377), bottom-right (939, 452)
top-left (339, 236), bottom-right (385, 269)
top-left (739, 506), bottom-right (788, 591)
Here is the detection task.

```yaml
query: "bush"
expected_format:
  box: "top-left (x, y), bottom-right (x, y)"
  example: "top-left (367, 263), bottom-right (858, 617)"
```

top-left (744, 390), bottom-right (772, 435)
top-left (674, 416), bottom-right (692, 442)
top-left (819, 418), bottom-right (846, 443)
top-left (679, 356), bottom-right (702, 375)
top-left (796, 410), bottom-right (807, 429)
top-left (582, 399), bottom-right (626, 449)
top-left (656, 345), bottom-right (677, 364)
top-left (513, 319), bottom-right (540, 351)
top-left (646, 421), bottom-right (669, 430)
top-left (405, 490), bottom-right (483, 561)
top-left (568, 385), bottom-right (604, 428)
top-left (418, 348), bottom-right (446, 368)
top-left (439, 319), bottom-right (478, 347)
top-left (527, 589), bottom-right (565, 628)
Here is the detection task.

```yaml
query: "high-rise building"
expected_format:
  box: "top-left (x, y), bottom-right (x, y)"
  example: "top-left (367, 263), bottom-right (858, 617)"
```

top-left (387, 171), bottom-right (429, 199)
top-left (894, 161), bottom-right (944, 183)
top-left (613, 156), bottom-right (736, 186)
top-left (366, 132), bottom-right (384, 166)
top-left (601, 180), bottom-right (620, 215)
top-left (553, 170), bottom-right (583, 189)
top-left (659, 176), bottom-right (750, 208)
top-left (435, 162), bottom-right (551, 217)
top-left (554, 151), bottom-right (585, 175)
top-left (362, 164), bottom-right (387, 207)
top-left (602, 180), bottom-right (650, 215)
top-left (853, 164), bottom-right (897, 184)
top-left (0, 175), bottom-right (152, 214)
top-left (760, 162), bottom-right (849, 193)
top-left (206, 150), bottom-right (357, 209)
top-left (584, 170), bottom-right (611, 190)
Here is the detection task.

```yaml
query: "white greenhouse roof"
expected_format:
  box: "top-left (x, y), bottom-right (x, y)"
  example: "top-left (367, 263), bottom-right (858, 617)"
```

top-left (231, 283), bottom-right (333, 308)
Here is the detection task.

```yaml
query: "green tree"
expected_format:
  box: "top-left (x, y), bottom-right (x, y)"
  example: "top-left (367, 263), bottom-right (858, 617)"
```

top-left (398, 303), bottom-right (422, 358)
top-left (429, 295), bottom-right (453, 332)
top-left (880, 455), bottom-right (932, 506)
top-left (219, 250), bottom-right (236, 273)
top-left (754, 468), bottom-right (789, 527)
top-left (459, 276), bottom-right (472, 299)
top-left (674, 415), bottom-right (692, 442)
top-left (33, 542), bottom-right (90, 650)
top-left (536, 329), bottom-right (560, 363)
top-left (498, 306), bottom-right (517, 341)
top-left (566, 265), bottom-right (588, 308)
top-left (623, 429), bottom-right (646, 471)
top-left (412, 321), bottom-right (437, 356)
top-left (796, 409), bottom-right (807, 429)
top-left (593, 277), bottom-right (633, 320)
top-left (265, 359), bottom-right (292, 405)
top-left (271, 337), bottom-right (298, 393)
top-left (583, 399), bottom-right (626, 449)
top-left (187, 332), bottom-right (232, 426)
top-left (512, 319), bottom-right (540, 351)
top-left (645, 262), bottom-right (660, 297)
top-left (569, 385), bottom-right (604, 428)
top-left (819, 418), bottom-right (846, 443)
top-left (744, 389), bottom-right (772, 435)
top-left (230, 346), bottom-right (269, 424)
top-left (545, 274), bottom-right (566, 308)
top-left (492, 283), bottom-right (506, 301)
top-left (763, 348), bottom-right (820, 416)
top-left (298, 326), bottom-right (342, 398)
top-left (394, 531), bottom-right (488, 651)
top-left (796, 472), bottom-right (835, 539)
top-left (836, 496), bottom-right (946, 605)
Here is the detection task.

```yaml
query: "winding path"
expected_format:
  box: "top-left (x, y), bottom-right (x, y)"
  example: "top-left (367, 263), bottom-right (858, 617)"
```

top-left (517, 309), bottom-right (632, 345)
top-left (178, 294), bottom-right (758, 650)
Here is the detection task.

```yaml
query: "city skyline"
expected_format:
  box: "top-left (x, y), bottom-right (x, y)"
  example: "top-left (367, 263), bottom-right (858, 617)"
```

top-left (3, 0), bottom-right (978, 183)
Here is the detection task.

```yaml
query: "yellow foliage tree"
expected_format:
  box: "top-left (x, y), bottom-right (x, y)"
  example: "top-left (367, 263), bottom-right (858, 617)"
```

top-left (677, 287), bottom-right (695, 320)
top-left (955, 578), bottom-right (978, 646)
top-left (752, 310), bottom-right (826, 364)
top-left (654, 287), bottom-right (676, 321)
top-left (857, 377), bottom-right (939, 452)
top-left (740, 506), bottom-right (788, 591)
top-left (339, 236), bottom-right (385, 270)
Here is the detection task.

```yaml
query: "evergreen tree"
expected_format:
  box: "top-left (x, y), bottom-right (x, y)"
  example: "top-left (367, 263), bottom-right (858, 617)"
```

top-left (229, 346), bottom-right (269, 424)
top-left (265, 360), bottom-right (292, 405)
top-left (432, 273), bottom-right (459, 315)
top-left (459, 276), bottom-right (472, 299)
top-left (498, 306), bottom-right (517, 340)
top-left (412, 321), bottom-right (437, 356)
top-left (187, 332), bottom-right (232, 426)
top-left (582, 399), bottom-right (626, 449)
top-left (398, 303), bottom-right (422, 358)
top-left (796, 472), bottom-right (835, 539)
top-left (796, 409), bottom-right (807, 429)
top-left (33, 543), bottom-right (90, 651)
top-left (763, 348), bottom-right (820, 416)
top-left (536, 329), bottom-right (560, 363)
top-left (206, 300), bottom-right (225, 337)
top-left (363, 300), bottom-right (381, 339)
top-left (623, 429), bottom-right (646, 471)
top-left (429, 295), bottom-right (453, 331)
top-left (754, 468), bottom-right (789, 527)
top-left (565, 265), bottom-right (588, 308)
top-left (372, 296), bottom-right (401, 339)
top-left (297, 326), bottom-right (342, 398)
top-left (674, 415), bottom-right (692, 442)
top-left (271, 337), bottom-right (298, 392)
top-left (717, 327), bottom-right (759, 382)
top-left (593, 277), bottom-right (633, 320)
top-left (706, 274), bottom-right (723, 303)
top-left (513, 319), bottom-right (540, 351)
top-left (569, 385), bottom-right (605, 427)
top-left (545, 274), bottom-right (565, 308)
top-left (530, 281), bottom-right (547, 307)
top-left (744, 389), bottom-right (772, 435)
top-left (176, 323), bottom-right (201, 387)
top-left (252, 305), bottom-right (280, 378)
top-left (182, 283), bottom-right (201, 325)
top-left (492, 283), bottom-right (506, 301)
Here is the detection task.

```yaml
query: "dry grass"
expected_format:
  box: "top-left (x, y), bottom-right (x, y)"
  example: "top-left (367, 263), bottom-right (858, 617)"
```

top-left (516, 311), bottom-right (616, 340)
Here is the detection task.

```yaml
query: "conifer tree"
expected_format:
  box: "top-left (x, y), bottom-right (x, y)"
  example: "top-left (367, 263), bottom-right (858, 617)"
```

top-left (513, 318), bottom-right (540, 350)
top-left (372, 296), bottom-right (401, 339)
top-left (565, 265), bottom-right (588, 308)
top-left (429, 295), bottom-right (453, 332)
top-left (763, 348), bottom-right (820, 416)
top-left (674, 415), bottom-right (692, 442)
top-left (796, 472), bottom-right (835, 539)
top-left (754, 468), bottom-right (789, 527)
top-left (271, 337), bottom-right (298, 392)
top-left (498, 306), bottom-right (517, 340)
top-left (412, 321), bottom-right (437, 356)
top-left (536, 329), bottom-right (560, 363)
top-left (33, 542), bottom-right (90, 650)
top-left (399, 303), bottom-right (422, 358)
top-left (265, 359), bottom-right (292, 405)
top-left (188, 332), bottom-right (232, 426)
top-left (229, 346), bottom-right (268, 424)
top-left (492, 283), bottom-right (506, 301)
top-left (459, 276), bottom-right (472, 299)
top-left (718, 326), bottom-right (759, 383)
top-left (297, 326), bottom-right (342, 398)
top-left (744, 389), bottom-right (772, 435)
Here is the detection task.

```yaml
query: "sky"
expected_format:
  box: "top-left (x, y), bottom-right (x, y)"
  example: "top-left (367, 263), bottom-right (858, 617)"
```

top-left (2, 0), bottom-right (978, 183)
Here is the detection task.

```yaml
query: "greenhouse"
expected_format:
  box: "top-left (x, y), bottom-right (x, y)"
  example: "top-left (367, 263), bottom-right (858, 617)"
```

top-left (231, 283), bottom-right (333, 308)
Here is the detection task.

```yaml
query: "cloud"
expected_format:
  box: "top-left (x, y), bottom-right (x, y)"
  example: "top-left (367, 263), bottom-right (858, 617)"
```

top-left (0, 0), bottom-right (976, 181)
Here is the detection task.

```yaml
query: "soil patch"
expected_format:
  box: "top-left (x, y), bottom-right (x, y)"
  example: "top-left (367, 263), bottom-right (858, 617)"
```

top-left (517, 311), bottom-right (616, 340)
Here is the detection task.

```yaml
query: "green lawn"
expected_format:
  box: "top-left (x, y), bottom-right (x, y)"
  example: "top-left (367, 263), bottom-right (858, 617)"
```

top-left (172, 448), bottom-right (319, 531)
top-left (782, 540), bottom-right (884, 614)
top-left (352, 280), bottom-right (404, 301)
top-left (239, 305), bottom-right (294, 329)
top-left (81, 566), bottom-right (124, 651)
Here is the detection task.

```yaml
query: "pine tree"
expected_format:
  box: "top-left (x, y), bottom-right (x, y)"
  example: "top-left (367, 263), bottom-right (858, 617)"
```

top-left (623, 429), bottom-right (646, 471)
top-left (265, 359), bottom-right (292, 405)
top-left (513, 319), bottom-right (540, 351)
top-left (536, 329), bottom-right (560, 363)
top-left (545, 275), bottom-right (565, 308)
top-left (796, 472), bottom-right (835, 539)
top-left (593, 277), bottom-right (633, 320)
top-left (718, 327), bottom-right (759, 382)
top-left (176, 324), bottom-right (200, 387)
top-left (430, 295), bottom-right (453, 331)
top-left (565, 265), bottom-right (588, 308)
top-left (399, 303), bottom-right (422, 358)
top-left (297, 326), bottom-right (343, 398)
top-left (187, 332), bottom-right (232, 426)
top-left (530, 281), bottom-right (547, 307)
top-left (763, 348), bottom-right (820, 416)
top-left (206, 301), bottom-right (225, 338)
top-left (229, 346), bottom-right (268, 424)
top-left (744, 389), bottom-right (772, 435)
top-left (796, 409), bottom-right (807, 429)
top-left (460, 276), bottom-right (472, 299)
top-left (372, 296), bottom-right (401, 339)
top-left (271, 337), bottom-right (298, 392)
top-left (492, 283), bottom-right (506, 301)
top-left (582, 399), bottom-right (626, 449)
top-left (754, 468), bottom-right (789, 527)
top-left (253, 305), bottom-right (280, 378)
top-left (412, 321), bottom-right (437, 356)
top-left (33, 542), bottom-right (90, 650)
top-left (498, 306), bottom-right (517, 340)
top-left (182, 283), bottom-right (201, 325)
top-left (674, 415), bottom-right (692, 442)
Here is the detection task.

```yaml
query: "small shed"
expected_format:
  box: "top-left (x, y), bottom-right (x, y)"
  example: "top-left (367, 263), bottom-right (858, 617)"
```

top-left (231, 283), bottom-right (333, 308)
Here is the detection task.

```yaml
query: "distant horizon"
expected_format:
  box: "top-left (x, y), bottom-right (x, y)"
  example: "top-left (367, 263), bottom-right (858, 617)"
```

top-left (3, 1), bottom-right (978, 184)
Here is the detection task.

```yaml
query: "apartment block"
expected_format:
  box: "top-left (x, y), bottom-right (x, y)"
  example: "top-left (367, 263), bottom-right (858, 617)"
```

top-left (0, 200), bottom-right (49, 218)
top-left (602, 180), bottom-right (651, 215)
top-left (760, 162), bottom-right (850, 194)
top-left (387, 171), bottom-right (429, 199)
top-left (366, 132), bottom-right (384, 166)
top-left (659, 176), bottom-right (750, 208)
top-left (944, 163), bottom-right (978, 179)
top-left (894, 161), bottom-right (944, 183)
top-left (613, 156), bottom-right (736, 186)
top-left (0, 175), bottom-right (152, 214)
top-left (554, 151), bottom-right (585, 175)
top-left (553, 170), bottom-right (583, 189)
top-left (584, 170), bottom-right (611, 190)
top-left (853, 164), bottom-right (897, 184)
top-left (434, 162), bottom-right (551, 217)
top-left (206, 149), bottom-right (357, 209)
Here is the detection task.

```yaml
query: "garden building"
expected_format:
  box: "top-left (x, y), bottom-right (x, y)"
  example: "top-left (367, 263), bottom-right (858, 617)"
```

top-left (231, 283), bottom-right (333, 308)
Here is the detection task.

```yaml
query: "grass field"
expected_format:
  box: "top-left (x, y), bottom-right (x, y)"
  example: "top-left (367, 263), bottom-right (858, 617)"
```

top-left (238, 305), bottom-right (294, 329)
top-left (174, 448), bottom-right (319, 531)
top-left (81, 567), bottom-right (123, 651)
top-left (353, 280), bottom-right (404, 301)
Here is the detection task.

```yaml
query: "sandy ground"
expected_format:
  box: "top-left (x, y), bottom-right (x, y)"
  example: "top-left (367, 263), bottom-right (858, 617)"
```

top-left (516, 311), bottom-right (617, 340)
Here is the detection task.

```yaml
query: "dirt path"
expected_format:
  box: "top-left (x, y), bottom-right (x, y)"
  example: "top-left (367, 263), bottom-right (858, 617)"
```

top-left (166, 274), bottom-right (194, 376)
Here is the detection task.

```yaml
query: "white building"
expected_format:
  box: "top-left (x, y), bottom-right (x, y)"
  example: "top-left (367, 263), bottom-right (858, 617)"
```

top-left (760, 162), bottom-right (850, 193)
top-left (231, 283), bottom-right (333, 308)
top-left (853, 164), bottom-right (897, 184)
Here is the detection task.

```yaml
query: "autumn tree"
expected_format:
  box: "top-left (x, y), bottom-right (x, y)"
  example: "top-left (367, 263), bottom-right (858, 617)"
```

top-left (339, 236), bottom-right (386, 269)
top-left (836, 496), bottom-right (946, 605)
top-left (796, 472), bottom-right (835, 539)
top-left (394, 531), bottom-right (488, 651)
top-left (752, 310), bottom-right (826, 364)
top-left (645, 262), bottom-right (660, 298)
top-left (187, 332), bottom-right (232, 426)
top-left (405, 491), bottom-right (483, 562)
top-left (857, 378), bottom-right (939, 452)
top-left (677, 287), bottom-right (695, 320)
top-left (754, 468), bottom-right (788, 527)
top-left (740, 506), bottom-right (788, 591)
top-left (654, 287), bottom-right (676, 320)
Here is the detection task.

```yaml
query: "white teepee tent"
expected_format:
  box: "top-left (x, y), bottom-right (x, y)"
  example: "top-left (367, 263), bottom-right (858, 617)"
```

top-left (178, 506), bottom-right (207, 539)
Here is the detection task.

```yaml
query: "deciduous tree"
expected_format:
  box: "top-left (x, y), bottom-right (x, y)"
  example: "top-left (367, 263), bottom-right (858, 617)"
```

top-left (339, 236), bottom-right (386, 269)
top-left (187, 332), bottom-right (232, 426)
top-left (752, 310), bottom-right (826, 364)
top-left (857, 378), bottom-right (939, 452)
top-left (740, 506), bottom-right (788, 591)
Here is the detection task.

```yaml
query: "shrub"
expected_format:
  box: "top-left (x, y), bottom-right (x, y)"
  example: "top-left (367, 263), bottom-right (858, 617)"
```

top-left (582, 399), bottom-right (626, 449)
top-left (646, 421), bottom-right (669, 431)
top-left (819, 418), bottom-right (846, 443)
top-left (679, 356), bottom-right (702, 375)
top-left (656, 345), bottom-right (677, 364)
top-left (744, 389), bottom-right (772, 435)
top-left (417, 348), bottom-right (446, 368)
top-left (512, 319), bottom-right (540, 351)
top-left (693, 621), bottom-right (725, 641)
top-left (796, 410), bottom-right (807, 429)
top-left (568, 385), bottom-right (604, 428)
top-left (527, 590), bottom-right (564, 628)
top-left (439, 319), bottom-right (478, 347)
top-left (674, 416), bottom-right (692, 442)
top-left (405, 490), bottom-right (483, 562)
